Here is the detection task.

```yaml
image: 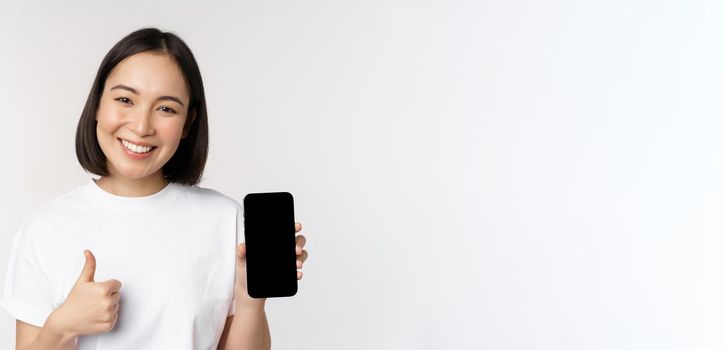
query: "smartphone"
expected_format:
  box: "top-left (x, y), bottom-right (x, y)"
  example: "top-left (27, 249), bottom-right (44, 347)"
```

top-left (243, 192), bottom-right (298, 298)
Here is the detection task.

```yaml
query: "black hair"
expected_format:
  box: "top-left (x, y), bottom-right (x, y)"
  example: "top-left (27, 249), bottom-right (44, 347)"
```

top-left (75, 27), bottom-right (208, 186)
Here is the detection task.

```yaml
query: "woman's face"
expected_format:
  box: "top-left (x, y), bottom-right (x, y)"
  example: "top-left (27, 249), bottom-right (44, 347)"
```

top-left (95, 52), bottom-right (192, 181)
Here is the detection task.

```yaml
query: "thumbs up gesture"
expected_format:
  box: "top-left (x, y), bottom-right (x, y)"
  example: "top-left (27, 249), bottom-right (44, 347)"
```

top-left (46, 250), bottom-right (123, 338)
top-left (234, 222), bottom-right (308, 307)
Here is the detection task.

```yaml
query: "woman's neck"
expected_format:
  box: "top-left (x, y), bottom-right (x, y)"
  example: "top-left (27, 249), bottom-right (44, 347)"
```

top-left (94, 173), bottom-right (170, 197)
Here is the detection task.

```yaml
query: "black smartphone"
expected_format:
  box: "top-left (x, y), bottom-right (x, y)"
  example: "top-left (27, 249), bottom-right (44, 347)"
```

top-left (243, 192), bottom-right (298, 298)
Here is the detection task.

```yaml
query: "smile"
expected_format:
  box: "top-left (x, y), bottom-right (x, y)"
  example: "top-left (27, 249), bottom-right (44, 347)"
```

top-left (119, 138), bottom-right (156, 154)
top-left (118, 138), bottom-right (157, 159)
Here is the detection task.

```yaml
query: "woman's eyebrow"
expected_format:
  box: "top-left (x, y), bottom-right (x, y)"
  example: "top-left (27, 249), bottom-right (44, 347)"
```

top-left (110, 84), bottom-right (185, 107)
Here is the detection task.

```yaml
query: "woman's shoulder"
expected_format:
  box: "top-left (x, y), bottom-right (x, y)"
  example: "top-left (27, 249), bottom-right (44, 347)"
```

top-left (181, 183), bottom-right (242, 212)
top-left (24, 182), bottom-right (88, 218)
top-left (12, 182), bottom-right (88, 238)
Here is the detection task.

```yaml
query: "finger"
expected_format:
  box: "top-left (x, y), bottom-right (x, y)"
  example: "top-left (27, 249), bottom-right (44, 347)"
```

top-left (237, 244), bottom-right (247, 270)
top-left (237, 243), bottom-right (246, 258)
top-left (295, 222), bottom-right (302, 233)
top-left (297, 271), bottom-right (303, 280)
top-left (100, 279), bottom-right (122, 294)
top-left (296, 235), bottom-right (306, 254)
top-left (110, 291), bottom-right (121, 304)
top-left (77, 250), bottom-right (97, 283)
top-left (297, 250), bottom-right (308, 268)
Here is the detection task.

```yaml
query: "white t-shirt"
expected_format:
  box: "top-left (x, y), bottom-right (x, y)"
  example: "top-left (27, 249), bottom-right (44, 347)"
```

top-left (0, 178), bottom-right (245, 349)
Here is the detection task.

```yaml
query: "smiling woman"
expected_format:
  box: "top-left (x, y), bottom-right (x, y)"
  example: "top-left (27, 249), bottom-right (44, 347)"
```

top-left (0, 27), bottom-right (306, 350)
top-left (75, 28), bottom-right (208, 193)
top-left (92, 51), bottom-right (194, 192)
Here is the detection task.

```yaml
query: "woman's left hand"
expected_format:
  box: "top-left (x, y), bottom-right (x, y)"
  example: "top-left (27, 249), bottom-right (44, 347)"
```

top-left (234, 222), bottom-right (308, 308)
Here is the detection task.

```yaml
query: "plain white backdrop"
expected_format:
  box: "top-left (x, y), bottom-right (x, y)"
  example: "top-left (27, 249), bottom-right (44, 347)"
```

top-left (1, 0), bottom-right (723, 348)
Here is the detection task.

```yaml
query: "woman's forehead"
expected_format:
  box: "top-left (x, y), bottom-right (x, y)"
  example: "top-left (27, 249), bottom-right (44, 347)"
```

top-left (106, 52), bottom-right (189, 100)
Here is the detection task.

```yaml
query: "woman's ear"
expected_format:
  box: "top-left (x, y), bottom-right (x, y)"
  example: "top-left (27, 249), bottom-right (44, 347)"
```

top-left (181, 109), bottom-right (196, 139)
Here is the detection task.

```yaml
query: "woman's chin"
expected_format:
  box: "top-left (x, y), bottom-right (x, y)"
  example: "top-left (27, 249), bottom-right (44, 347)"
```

top-left (115, 167), bottom-right (160, 181)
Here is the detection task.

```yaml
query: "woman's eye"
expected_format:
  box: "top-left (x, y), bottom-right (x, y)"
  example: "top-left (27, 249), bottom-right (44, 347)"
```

top-left (159, 106), bottom-right (176, 114)
top-left (114, 98), bottom-right (175, 114)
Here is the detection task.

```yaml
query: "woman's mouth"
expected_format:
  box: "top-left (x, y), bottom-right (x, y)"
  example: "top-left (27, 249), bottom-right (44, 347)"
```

top-left (118, 138), bottom-right (157, 159)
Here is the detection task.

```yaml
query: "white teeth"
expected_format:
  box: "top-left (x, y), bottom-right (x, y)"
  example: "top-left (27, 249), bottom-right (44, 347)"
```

top-left (121, 139), bottom-right (153, 154)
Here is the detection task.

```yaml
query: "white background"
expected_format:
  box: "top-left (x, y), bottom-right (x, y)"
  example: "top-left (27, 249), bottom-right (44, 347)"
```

top-left (1, 0), bottom-right (722, 349)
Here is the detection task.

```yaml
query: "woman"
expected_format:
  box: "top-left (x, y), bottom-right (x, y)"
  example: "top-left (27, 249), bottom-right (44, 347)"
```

top-left (0, 27), bottom-right (308, 349)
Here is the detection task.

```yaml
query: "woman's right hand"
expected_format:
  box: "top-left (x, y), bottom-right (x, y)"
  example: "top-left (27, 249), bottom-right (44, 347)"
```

top-left (45, 249), bottom-right (122, 338)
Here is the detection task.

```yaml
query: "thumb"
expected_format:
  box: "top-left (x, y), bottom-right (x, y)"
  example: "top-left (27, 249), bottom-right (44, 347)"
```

top-left (77, 249), bottom-right (96, 284)
top-left (237, 243), bottom-right (246, 266)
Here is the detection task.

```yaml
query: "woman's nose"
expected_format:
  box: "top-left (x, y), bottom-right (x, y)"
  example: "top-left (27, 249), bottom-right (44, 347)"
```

top-left (128, 109), bottom-right (155, 136)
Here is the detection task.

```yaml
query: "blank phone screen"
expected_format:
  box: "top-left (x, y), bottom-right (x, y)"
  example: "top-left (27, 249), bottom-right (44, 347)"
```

top-left (243, 192), bottom-right (298, 298)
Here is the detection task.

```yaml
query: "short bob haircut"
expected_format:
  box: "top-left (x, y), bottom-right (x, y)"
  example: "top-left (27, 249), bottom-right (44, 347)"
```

top-left (75, 27), bottom-right (208, 186)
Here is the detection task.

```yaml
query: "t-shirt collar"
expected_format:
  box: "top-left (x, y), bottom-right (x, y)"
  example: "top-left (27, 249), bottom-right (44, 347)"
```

top-left (86, 177), bottom-right (179, 212)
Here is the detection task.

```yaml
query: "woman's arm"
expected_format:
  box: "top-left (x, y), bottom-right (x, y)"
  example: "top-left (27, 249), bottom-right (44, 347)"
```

top-left (219, 302), bottom-right (271, 350)
top-left (16, 317), bottom-right (76, 350)
top-left (261, 310), bottom-right (270, 349)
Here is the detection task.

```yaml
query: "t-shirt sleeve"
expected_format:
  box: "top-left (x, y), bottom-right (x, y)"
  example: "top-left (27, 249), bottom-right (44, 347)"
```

top-left (228, 200), bottom-right (245, 316)
top-left (0, 211), bottom-right (56, 328)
